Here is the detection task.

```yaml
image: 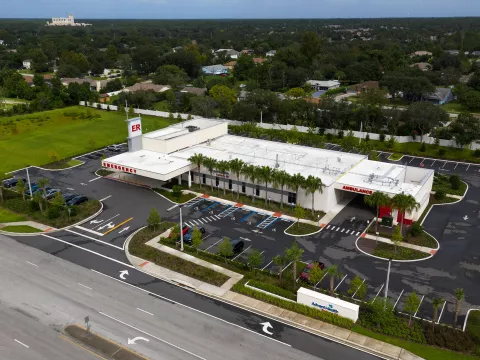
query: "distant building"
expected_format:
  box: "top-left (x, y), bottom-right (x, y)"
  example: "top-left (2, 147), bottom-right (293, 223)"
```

top-left (410, 51), bottom-right (432, 57)
top-left (306, 80), bottom-right (341, 91)
top-left (22, 59), bottom-right (32, 70)
top-left (266, 50), bottom-right (276, 57)
top-left (180, 87), bottom-right (206, 97)
top-left (471, 51), bottom-right (480, 57)
top-left (223, 61), bottom-right (237, 70)
top-left (0, 40), bottom-right (4, 45)
top-left (241, 49), bottom-right (254, 55)
top-left (445, 50), bottom-right (460, 56)
top-left (409, 62), bottom-right (432, 72)
top-left (214, 49), bottom-right (240, 59)
top-left (46, 14), bottom-right (91, 27)
top-left (202, 65), bottom-right (228, 75)
top-left (124, 81), bottom-right (170, 93)
top-left (253, 58), bottom-right (267, 64)
top-left (425, 87), bottom-right (454, 105)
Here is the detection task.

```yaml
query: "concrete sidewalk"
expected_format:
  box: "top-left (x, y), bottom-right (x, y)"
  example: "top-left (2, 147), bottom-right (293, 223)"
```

top-left (124, 233), bottom-right (423, 360)
top-left (0, 221), bottom-right (55, 232)
top-left (364, 233), bottom-right (437, 254)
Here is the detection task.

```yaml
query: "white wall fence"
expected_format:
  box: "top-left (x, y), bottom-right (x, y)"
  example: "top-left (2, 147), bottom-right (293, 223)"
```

top-left (79, 102), bottom-right (480, 150)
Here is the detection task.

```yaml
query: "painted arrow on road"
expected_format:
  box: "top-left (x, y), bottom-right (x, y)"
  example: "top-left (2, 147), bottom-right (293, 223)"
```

top-left (90, 219), bottom-right (103, 224)
top-left (127, 336), bottom-right (149, 345)
top-left (259, 321), bottom-right (273, 335)
top-left (98, 222), bottom-right (115, 230)
top-left (118, 226), bottom-right (130, 234)
top-left (119, 270), bottom-right (129, 280)
top-left (464, 215), bottom-right (469, 221)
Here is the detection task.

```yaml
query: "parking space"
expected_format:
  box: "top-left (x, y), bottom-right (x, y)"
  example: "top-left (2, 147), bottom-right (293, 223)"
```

top-left (440, 161), bottom-right (458, 171)
top-left (455, 163), bottom-right (471, 173)
top-left (420, 158), bottom-right (435, 168)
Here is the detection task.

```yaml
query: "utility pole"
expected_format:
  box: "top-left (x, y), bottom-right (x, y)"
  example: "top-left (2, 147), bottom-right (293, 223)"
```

top-left (384, 258), bottom-right (392, 310)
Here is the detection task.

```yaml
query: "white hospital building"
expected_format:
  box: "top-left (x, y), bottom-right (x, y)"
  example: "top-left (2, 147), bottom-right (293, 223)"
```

top-left (103, 117), bottom-right (433, 224)
top-left (46, 14), bottom-right (91, 27)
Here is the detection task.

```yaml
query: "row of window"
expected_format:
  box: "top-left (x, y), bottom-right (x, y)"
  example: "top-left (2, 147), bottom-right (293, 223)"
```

top-left (199, 174), bottom-right (296, 203)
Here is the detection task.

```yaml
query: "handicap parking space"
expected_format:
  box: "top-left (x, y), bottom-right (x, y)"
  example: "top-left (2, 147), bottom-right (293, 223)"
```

top-left (231, 209), bottom-right (269, 226)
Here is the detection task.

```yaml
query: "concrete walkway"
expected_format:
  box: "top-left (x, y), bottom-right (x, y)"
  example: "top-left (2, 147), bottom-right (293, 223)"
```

top-left (364, 233), bottom-right (436, 254)
top-left (0, 221), bottom-right (55, 232)
top-left (124, 232), bottom-right (423, 360)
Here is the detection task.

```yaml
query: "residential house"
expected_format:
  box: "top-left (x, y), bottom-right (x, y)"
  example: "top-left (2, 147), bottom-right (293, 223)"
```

top-left (306, 79), bottom-right (341, 91)
top-left (99, 94), bottom-right (111, 103)
top-left (425, 87), bottom-right (454, 105)
top-left (22, 59), bottom-right (32, 70)
top-left (237, 90), bottom-right (249, 102)
top-left (410, 51), bottom-right (432, 57)
top-left (348, 81), bottom-right (379, 94)
top-left (266, 50), bottom-right (276, 57)
top-left (23, 76), bottom-right (34, 86)
top-left (471, 51), bottom-right (480, 57)
top-left (223, 61), bottom-right (237, 70)
top-left (253, 58), bottom-right (267, 64)
top-left (0, 40), bottom-right (4, 45)
top-left (180, 86), bottom-right (206, 96)
top-left (241, 49), bottom-right (254, 55)
top-left (124, 81), bottom-right (171, 93)
top-left (215, 49), bottom-right (240, 59)
top-left (202, 65), bottom-right (228, 75)
top-left (445, 50), bottom-right (460, 56)
top-left (409, 62), bottom-right (432, 71)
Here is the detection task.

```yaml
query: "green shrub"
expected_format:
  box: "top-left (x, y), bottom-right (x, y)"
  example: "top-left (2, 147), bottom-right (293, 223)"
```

top-left (474, 149), bottom-right (480, 158)
top-left (434, 189), bottom-right (446, 200)
top-left (379, 132), bottom-right (385, 142)
top-left (449, 174), bottom-right (461, 190)
top-left (420, 142), bottom-right (426, 152)
top-left (409, 222), bottom-right (423, 236)
top-left (247, 280), bottom-right (296, 300)
top-left (425, 325), bottom-right (475, 353)
top-left (172, 185), bottom-right (183, 198)
top-left (337, 130), bottom-right (344, 139)
top-left (438, 148), bottom-right (446, 156)
top-left (46, 206), bottom-right (60, 219)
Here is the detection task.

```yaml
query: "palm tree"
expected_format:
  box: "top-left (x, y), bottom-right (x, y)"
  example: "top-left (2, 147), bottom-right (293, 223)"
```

top-left (33, 191), bottom-right (44, 214)
top-left (216, 160), bottom-right (230, 195)
top-left (453, 288), bottom-right (465, 329)
top-left (257, 165), bottom-right (273, 205)
top-left (285, 242), bottom-right (304, 288)
top-left (272, 170), bottom-right (290, 209)
top-left (38, 178), bottom-right (49, 208)
top-left (364, 192), bottom-right (391, 233)
top-left (188, 153), bottom-right (205, 187)
top-left (391, 193), bottom-right (420, 235)
top-left (228, 158), bottom-right (245, 200)
top-left (203, 157), bottom-right (217, 192)
top-left (288, 173), bottom-right (305, 206)
top-left (304, 176), bottom-right (324, 217)
top-left (326, 265), bottom-right (343, 296)
top-left (16, 179), bottom-right (26, 202)
top-left (272, 255), bottom-right (286, 280)
top-left (242, 164), bottom-right (258, 203)
top-left (432, 297), bottom-right (444, 332)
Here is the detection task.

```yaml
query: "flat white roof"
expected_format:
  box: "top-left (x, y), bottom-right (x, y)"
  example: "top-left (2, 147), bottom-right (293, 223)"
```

top-left (144, 118), bottom-right (224, 139)
top-left (174, 135), bottom-right (366, 187)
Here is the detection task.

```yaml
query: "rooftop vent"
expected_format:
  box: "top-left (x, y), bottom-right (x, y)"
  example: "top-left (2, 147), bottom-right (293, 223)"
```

top-left (185, 125), bottom-right (200, 132)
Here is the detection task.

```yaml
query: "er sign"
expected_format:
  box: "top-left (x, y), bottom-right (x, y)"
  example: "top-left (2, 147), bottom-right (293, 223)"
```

top-left (127, 118), bottom-right (142, 138)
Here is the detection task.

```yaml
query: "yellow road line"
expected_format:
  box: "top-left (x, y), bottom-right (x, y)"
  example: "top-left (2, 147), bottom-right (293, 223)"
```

top-left (103, 217), bottom-right (133, 235)
top-left (59, 335), bottom-right (107, 360)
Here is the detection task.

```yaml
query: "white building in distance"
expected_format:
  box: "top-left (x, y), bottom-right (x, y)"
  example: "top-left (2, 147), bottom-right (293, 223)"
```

top-left (46, 14), bottom-right (91, 27)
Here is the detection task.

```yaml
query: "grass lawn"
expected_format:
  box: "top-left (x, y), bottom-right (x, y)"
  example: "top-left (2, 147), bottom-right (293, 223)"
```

top-left (352, 326), bottom-right (479, 360)
top-left (0, 208), bottom-right (27, 222)
top-left (373, 242), bottom-right (429, 260)
top-left (0, 106), bottom-right (176, 174)
top-left (96, 169), bottom-right (115, 176)
top-left (1, 225), bottom-right (41, 233)
top-left (388, 153), bottom-right (403, 160)
top-left (153, 188), bottom-right (197, 204)
top-left (440, 101), bottom-right (471, 114)
top-left (1, 97), bottom-right (30, 104)
top-left (41, 159), bottom-right (83, 170)
top-left (433, 174), bottom-right (468, 196)
top-left (285, 222), bottom-right (320, 235)
top-left (153, 101), bottom-right (170, 111)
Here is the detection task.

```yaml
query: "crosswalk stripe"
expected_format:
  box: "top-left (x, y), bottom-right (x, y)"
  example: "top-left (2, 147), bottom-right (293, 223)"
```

top-left (192, 220), bottom-right (199, 225)
top-left (326, 225), bottom-right (330, 229)
top-left (336, 227), bottom-right (340, 232)
top-left (330, 226), bottom-right (335, 231)
top-left (215, 215), bottom-right (221, 220)
top-left (356, 232), bottom-right (360, 236)
top-left (341, 228), bottom-right (345, 232)
top-left (184, 222), bottom-right (192, 227)
top-left (202, 218), bottom-right (210, 223)
top-left (345, 230), bottom-right (350, 234)
top-left (197, 219), bottom-right (204, 224)
top-left (207, 216), bottom-right (215, 221)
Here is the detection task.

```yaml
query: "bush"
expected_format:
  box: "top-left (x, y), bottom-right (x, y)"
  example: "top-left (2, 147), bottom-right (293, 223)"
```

top-left (438, 148), bottom-right (446, 156)
top-left (46, 206), bottom-right (60, 219)
top-left (326, 133), bottom-right (333, 141)
top-left (474, 149), bottom-right (480, 158)
top-left (409, 222), bottom-right (423, 236)
top-left (425, 325), bottom-right (476, 353)
top-left (379, 132), bottom-right (386, 142)
top-left (449, 174), bottom-right (461, 190)
top-left (172, 185), bottom-right (183, 198)
top-left (247, 280), bottom-right (296, 300)
top-left (434, 189), bottom-right (446, 200)
top-left (420, 142), bottom-right (426, 152)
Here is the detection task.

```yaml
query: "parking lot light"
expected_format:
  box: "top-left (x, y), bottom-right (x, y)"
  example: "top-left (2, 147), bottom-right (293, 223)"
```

top-left (384, 257), bottom-right (392, 310)
top-left (25, 165), bottom-right (33, 199)
top-left (167, 203), bottom-right (184, 252)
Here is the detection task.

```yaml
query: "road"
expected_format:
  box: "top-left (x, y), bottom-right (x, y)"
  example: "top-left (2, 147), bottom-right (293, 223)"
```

top-left (0, 234), bottom-right (383, 360)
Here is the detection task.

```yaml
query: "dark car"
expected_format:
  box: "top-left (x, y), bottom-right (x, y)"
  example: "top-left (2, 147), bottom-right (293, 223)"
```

top-left (183, 227), bottom-right (206, 243)
top-left (2, 177), bottom-right (26, 188)
top-left (24, 184), bottom-right (40, 196)
top-left (169, 225), bottom-right (189, 238)
top-left (62, 193), bottom-right (78, 202)
top-left (300, 262), bottom-right (325, 282)
top-left (229, 239), bottom-right (245, 255)
top-left (67, 195), bottom-right (88, 206)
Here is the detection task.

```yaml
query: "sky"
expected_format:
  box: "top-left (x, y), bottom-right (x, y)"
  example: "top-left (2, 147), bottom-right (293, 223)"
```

top-left (2, 0), bottom-right (480, 19)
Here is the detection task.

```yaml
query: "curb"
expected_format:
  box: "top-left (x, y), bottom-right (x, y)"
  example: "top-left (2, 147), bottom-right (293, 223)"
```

top-left (60, 201), bottom-right (104, 231)
top-left (152, 189), bottom-right (199, 205)
top-left (284, 221), bottom-right (322, 237)
top-left (355, 236), bottom-right (433, 263)
top-left (6, 160), bottom-right (86, 175)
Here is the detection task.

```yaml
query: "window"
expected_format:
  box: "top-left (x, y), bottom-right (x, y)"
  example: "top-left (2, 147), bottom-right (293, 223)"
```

top-left (215, 177), bottom-right (219, 187)
top-left (241, 182), bottom-right (246, 193)
top-left (202, 174), bottom-right (206, 184)
top-left (287, 192), bottom-right (296, 205)
top-left (256, 185), bottom-right (260, 196)
top-left (229, 179), bottom-right (233, 190)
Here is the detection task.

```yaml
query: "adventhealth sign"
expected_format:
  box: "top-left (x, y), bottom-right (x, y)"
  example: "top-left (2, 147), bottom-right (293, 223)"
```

top-left (297, 287), bottom-right (359, 322)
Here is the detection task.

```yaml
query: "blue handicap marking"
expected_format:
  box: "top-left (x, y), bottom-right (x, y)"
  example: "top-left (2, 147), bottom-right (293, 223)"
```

top-left (239, 210), bottom-right (255, 223)
top-left (202, 202), bottom-right (219, 212)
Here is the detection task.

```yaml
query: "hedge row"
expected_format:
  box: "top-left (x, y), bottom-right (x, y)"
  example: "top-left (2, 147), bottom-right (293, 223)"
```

top-left (232, 280), bottom-right (354, 329)
top-left (247, 279), bottom-right (297, 301)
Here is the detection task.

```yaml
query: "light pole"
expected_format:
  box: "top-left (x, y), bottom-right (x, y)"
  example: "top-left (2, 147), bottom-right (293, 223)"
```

top-left (25, 166), bottom-right (33, 199)
top-left (167, 204), bottom-right (184, 252)
top-left (384, 257), bottom-right (392, 310)
top-left (376, 231), bottom-right (379, 246)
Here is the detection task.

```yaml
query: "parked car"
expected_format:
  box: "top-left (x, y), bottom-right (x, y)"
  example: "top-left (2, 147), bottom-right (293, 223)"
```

top-left (107, 144), bottom-right (122, 152)
top-left (67, 195), bottom-right (88, 206)
top-left (24, 184), bottom-right (40, 196)
top-left (183, 227), bottom-right (206, 243)
top-left (62, 193), bottom-right (78, 202)
top-left (169, 225), bottom-right (189, 238)
top-left (300, 262), bottom-right (325, 282)
top-left (229, 239), bottom-right (245, 255)
top-left (44, 188), bottom-right (60, 200)
top-left (2, 177), bottom-right (26, 188)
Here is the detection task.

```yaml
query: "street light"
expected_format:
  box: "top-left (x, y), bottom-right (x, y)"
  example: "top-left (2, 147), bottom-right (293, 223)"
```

top-left (384, 257), bottom-right (392, 310)
top-left (167, 203), bottom-right (184, 252)
top-left (25, 165), bottom-right (33, 199)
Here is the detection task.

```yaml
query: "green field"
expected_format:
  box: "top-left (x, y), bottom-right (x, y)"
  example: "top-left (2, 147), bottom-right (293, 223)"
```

top-left (0, 106), bottom-right (176, 175)
top-left (1, 225), bottom-right (41, 233)
top-left (0, 208), bottom-right (27, 223)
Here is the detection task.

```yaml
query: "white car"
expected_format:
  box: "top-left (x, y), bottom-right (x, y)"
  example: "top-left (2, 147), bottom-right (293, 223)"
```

top-left (107, 144), bottom-right (122, 152)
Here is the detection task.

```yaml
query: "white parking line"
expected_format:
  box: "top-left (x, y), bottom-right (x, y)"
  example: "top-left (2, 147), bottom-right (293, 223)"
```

top-left (14, 339), bottom-right (29, 348)
top-left (413, 295), bottom-right (425, 317)
top-left (205, 238), bottom-right (223, 251)
top-left (334, 275), bottom-right (347, 291)
top-left (431, 160), bottom-right (436, 166)
top-left (232, 245), bottom-right (251, 260)
top-left (437, 300), bottom-right (447, 324)
top-left (78, 283), bottom-right (92, 290)
top-left (351, 279), bottom-right (366, 298)
top-left (99, 195), bottom-right (112, 202)
top-left (315, 271), bottom-right (328, 289)
top-left (442, 162), bottom-right (447, 169)
top-left (74, 225), bottom-right (104, 237)
top-left (262, 259), bottom-right (274, 270)
top-left (282, 261), bottom-right (293, 273)
top-left (393, 289), bottom-right (404, 309)
top-left (372, 284), bottom-right (384, 303)
top-left (88, 176), bottom-right (102, 182)
top-left (137, 307), bottom-right (154, 316)
top-left (409, 157), bottom-right (415, 163)
top-left (467, 163), bottom-right (471, 171)
top-left (454, 162), bottom-right (459, 170)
